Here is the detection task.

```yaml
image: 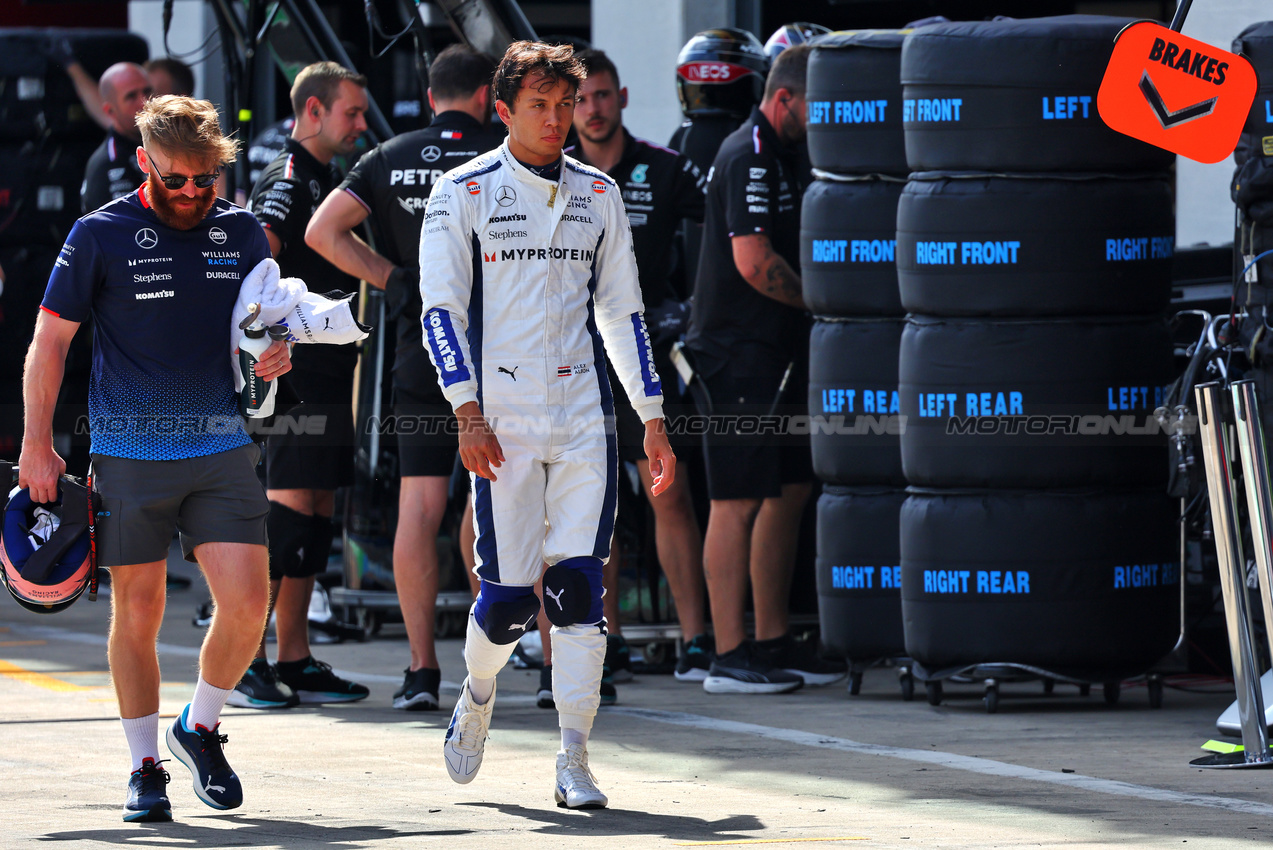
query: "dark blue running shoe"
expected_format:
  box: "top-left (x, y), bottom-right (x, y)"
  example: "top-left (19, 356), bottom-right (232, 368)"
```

top-left (166, 705), bottom-right (243, 810)
top-left (123, 758), bottom-right (172, 822)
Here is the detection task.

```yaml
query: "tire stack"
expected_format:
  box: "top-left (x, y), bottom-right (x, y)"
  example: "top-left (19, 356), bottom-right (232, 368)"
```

top-left (0, 28), bottom-right (147, 462)
top-left (803, 31), bottom-right (910, 693)
top-left (896, 16), bottom-right (1180, 707)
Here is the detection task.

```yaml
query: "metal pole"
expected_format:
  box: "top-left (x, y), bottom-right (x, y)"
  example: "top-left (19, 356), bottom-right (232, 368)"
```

top-left (1231, 379), bottom-right (1273, 700)
top-left (1192, 382), bottom-right (1272, 767)
top-left (1169, 0), bottom-right (1194, 33)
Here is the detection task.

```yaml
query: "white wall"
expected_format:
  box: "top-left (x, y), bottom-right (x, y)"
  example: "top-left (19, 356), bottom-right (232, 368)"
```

top-left (127, 0), bottom-right (211, 99)
top-left (591, 0), bottom-right (732, 146)
top-left (1178, 2), bottom-right (1269, 248)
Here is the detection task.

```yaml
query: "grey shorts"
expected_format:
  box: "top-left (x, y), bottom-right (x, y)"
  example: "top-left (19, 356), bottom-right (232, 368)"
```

top-left (91, 444), bottom-right (269, 566)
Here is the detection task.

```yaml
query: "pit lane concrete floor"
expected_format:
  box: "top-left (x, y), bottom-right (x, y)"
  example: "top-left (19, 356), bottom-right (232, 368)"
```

top-left (1, 553), bottom-right (1270, 849)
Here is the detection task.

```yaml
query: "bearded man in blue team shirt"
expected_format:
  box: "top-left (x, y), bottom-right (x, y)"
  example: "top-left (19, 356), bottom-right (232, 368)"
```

top-left (20, 95), bottom-right (291, 822)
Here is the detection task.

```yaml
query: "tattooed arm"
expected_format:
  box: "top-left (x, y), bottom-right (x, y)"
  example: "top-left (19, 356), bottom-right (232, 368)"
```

top-left (731, 233), bottom-right (804, 309)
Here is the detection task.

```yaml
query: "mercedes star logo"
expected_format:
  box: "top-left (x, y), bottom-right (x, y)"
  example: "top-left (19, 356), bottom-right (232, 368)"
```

top-left (495, 186), bottom-right (517, 207)
top-left (135, 228), bottom-right (158, 250)
top-left (421, 145), bottom-right (442, 163)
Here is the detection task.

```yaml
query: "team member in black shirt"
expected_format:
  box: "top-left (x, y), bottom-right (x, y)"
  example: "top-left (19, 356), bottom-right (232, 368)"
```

top-left (81, 62), bottom-right (153, 213)
top-left (566, 49), bottom-right (712, 683)
top-left (306, 44), bottom-right (502, 711)
top-left (686, 44), bottom-right (843, 694)
top-left (239, 62), bottom-right (372, 708)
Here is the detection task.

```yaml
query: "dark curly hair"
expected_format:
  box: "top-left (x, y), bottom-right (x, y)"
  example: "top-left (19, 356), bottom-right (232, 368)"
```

top-left (492, 41), bottom-right (585, 111)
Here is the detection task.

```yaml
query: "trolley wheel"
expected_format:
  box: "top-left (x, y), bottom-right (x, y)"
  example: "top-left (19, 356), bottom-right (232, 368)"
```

top-left (848, 671), bottom-right (863, 696)
top-left (1079, 683), bottom-right (1091, 697)
top-left (1042, 677), bottom-right (1055, 695)
top-left (984, 680), bottom-right (1000, 714)
top-left (434, 610), bottom-right (464, 639)
top-left (645, 640), bottom-right (673, 668)
top-left (354, 608), bottom-right (381, 640)
top-left (926, 679), bottom-right (943, 706)
top-left (1103, 681), bottom-right (1121, 706)
top-left (899, 671), bottom-right (914, 701)
top-left (1148, 675), bottom-right (1164, 709)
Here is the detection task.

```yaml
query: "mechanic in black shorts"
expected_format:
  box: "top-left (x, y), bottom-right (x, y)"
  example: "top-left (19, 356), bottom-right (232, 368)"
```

top-left (240, 62), bottom-right (371, 708)
top-left (23, 95), bottom-right (290, 820)
top-left (686, 44), bottom-right (845, 695)
top-left (306, 44), bottom-right (502, 710)
top-left (564, 48), bottom-right (711, 685)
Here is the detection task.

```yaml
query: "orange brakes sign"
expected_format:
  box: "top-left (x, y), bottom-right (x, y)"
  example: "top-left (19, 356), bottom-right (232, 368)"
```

top-left (1097, 21), bottom-right (1257, 164)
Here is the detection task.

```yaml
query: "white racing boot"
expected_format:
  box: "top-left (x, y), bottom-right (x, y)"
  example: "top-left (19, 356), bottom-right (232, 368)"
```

top-left (442, 678), bottom-right (494, 784)
top-left (554, 742), bottom-right (608, 809)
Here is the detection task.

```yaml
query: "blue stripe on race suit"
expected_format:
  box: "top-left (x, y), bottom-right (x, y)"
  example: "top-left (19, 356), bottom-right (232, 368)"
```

top-left (469, 231), bottom-right (499, 582)
top-left (629, 312), bottom-right (661, 398)
top-left (453, 158), bottom-right (503, 184)
top-left (424, 308), bottom-right (470, 386)
top-left (585, 231), bottom-right (618, 560)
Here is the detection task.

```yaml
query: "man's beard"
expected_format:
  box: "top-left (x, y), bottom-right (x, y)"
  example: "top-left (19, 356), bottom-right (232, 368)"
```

top-left (146, 172), bottom-right (216, 230)
top-left (580, 117), bottom-right (620, 145)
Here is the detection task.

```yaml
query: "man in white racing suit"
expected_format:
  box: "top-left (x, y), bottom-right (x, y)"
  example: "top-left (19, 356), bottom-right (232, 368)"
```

top-left (420, 41), bottom-right (676, 810)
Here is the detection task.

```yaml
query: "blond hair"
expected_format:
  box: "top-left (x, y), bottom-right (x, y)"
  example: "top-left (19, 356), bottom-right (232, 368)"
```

top-left (135, 95), bottom-right (238, 166)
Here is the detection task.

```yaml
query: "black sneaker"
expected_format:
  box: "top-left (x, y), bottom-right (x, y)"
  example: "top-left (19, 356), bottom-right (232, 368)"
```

top-left (394, 667), bottom-right (440, 710)
top-left (604, 634), bottom-right (633, 683)
top-left (757, 633), bottom-right (848, 687)
top-left (703, 641), bottom-right (804, 694)
top-left (227, 658), bottom-right (299, 709)
top-left (275, 656), bottom-right (370, 703)
top-left (166, 705), bottom-right (242, 810)
top-left (675, 633), bottom-right (713, 682)
top-left (123, 758), bottom-right (172, 822)
top-left (537, 665), bottom-right (555, 709)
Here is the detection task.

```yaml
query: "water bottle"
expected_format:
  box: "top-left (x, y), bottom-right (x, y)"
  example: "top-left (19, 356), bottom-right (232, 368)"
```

top-left (239, 323), bottom-right (288, 418)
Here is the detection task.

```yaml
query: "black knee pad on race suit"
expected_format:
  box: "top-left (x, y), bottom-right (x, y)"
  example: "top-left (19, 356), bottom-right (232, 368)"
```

top-left (473, 581), bottom-right (541, 644)
top-left (542, 557), bottom-right (602, 627)
top-left (266, 502), bottom-right (310, 581)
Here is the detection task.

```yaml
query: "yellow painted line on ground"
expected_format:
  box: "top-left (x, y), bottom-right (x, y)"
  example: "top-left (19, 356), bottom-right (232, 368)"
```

top-left (0, 640), bottom-right (47, 647)
top-left (0, 660), bottom-right (91, 692)
top-left (674, 840), bottom-right (867, 846)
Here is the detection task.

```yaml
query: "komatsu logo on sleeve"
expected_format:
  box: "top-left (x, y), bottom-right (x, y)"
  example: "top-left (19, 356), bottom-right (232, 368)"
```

top-left (426, 309), bottom-right (468, 383)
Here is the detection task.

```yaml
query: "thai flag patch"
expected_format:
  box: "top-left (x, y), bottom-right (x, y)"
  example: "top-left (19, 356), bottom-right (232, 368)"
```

top-left (466, 181), bottom-right (481, 195)
top-left (557, 366), bottom-right (572, 377)
top-left (442, 130), bottom-right (463, 139)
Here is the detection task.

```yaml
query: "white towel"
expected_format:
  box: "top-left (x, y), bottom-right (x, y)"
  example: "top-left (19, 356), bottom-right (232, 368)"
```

top-left (274, 290), bottom-right (371, 346)
top-left (231, 257), bottom-right (307, 391)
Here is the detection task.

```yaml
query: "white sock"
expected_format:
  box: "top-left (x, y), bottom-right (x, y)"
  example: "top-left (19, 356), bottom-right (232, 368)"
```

top-left (186, 677), bottom-right (233, 731)
top-left (121, 713), bottom-right (160, 771)
top-left (468, 675), bottom-right (496, 705)
top-left (561, 727), bottom-right (588, 750)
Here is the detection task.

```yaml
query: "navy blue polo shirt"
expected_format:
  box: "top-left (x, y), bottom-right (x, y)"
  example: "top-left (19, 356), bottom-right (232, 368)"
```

top-left (41, 186), bottom-right (272, 460)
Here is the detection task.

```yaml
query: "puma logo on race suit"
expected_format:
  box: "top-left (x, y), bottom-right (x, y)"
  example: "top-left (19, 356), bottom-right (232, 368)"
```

top-left (498, 366), bottom-right (519, 381)
top-left (545, 587), bottom-right (564, 609)
top-left (509, 614), bottom-right (535, 632)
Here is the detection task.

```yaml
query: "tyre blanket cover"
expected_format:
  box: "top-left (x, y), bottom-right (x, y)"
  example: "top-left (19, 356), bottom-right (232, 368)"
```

top-left (809, 318), bottom-right (905, 486)
top-left (896, 173), bottom-right (1174, 317)
top-left (802, 177), bottom-right (904, 317)
top-left (900, 15), bottom-right (1176, 173)
top-left (899, 316), bottom-right (1173, 489)
top-left (816, 486), bottom-right (906, 660)
top-left (901, 489), bottom-right (1179, 676)
top-left (807, 30), bottom-right (909, 176)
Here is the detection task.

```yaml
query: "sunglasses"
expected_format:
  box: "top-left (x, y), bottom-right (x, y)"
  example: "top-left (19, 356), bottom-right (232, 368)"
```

top-left (146, 150), bottom-right (220, 190)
